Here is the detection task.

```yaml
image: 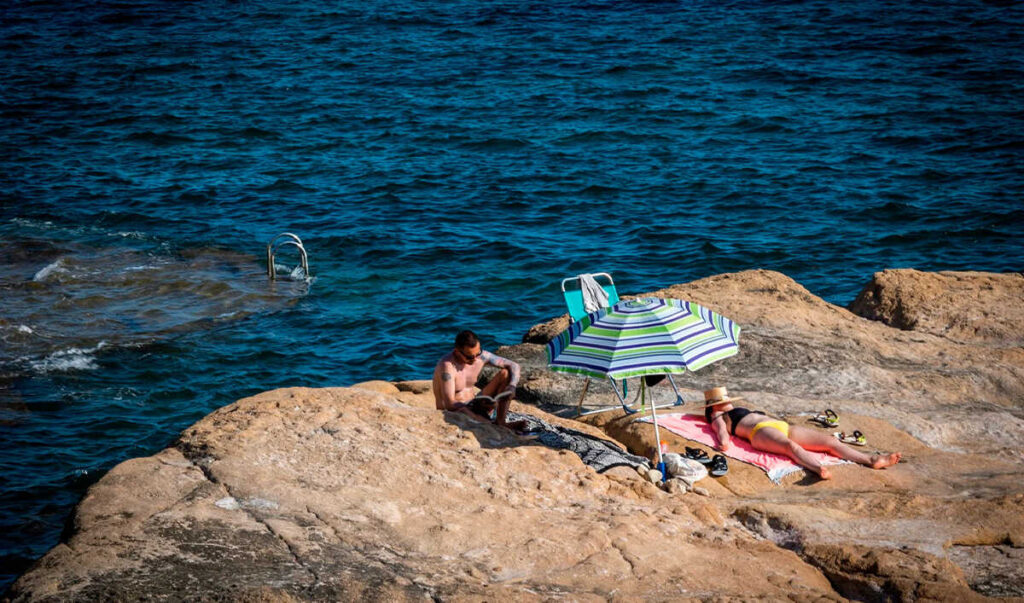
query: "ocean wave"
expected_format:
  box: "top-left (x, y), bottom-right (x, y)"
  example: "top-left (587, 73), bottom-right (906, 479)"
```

top-left (123, 131), bottom-right (197, 146)
top-left (606, 86), bottom-right (672, 99)
top-left (257, 179), bottom-right (315, 193)
top-left (554, 130), bottom-right (669, 144)
top-left (2, 236), bottom-right (309, 375)
top-left (11, 215), bottom-right (174, 247)
top-left (725, 116), bottom-right (795, 134)
top-left (271, 263), bottom-right (313, 282)
top-left (458, 138), bottom-right (533, 151)
top-left (577, 184), bottom-right (622, 197)
top-left (29, 342), bottom-right (107, 374)
top-left (32, 258), bottom-right (68, 282)
top-left (129, 61), bottom-right (200, 75)
top-left (844, 201), bottom-right (928, 222)
top-left (603, 63), bottom-right (672, 75)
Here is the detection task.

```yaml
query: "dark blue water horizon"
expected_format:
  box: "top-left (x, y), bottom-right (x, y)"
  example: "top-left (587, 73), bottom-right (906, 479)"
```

top-left (3, 0), bottom-right (1024, 591)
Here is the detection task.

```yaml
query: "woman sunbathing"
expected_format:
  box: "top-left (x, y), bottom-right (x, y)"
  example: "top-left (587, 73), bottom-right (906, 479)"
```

top-left (702, 387), bottom-right (901, 480)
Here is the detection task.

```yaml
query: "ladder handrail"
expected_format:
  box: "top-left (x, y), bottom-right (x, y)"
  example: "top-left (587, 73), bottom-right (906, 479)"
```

top-left (267, 233), bottom-right (309, 280)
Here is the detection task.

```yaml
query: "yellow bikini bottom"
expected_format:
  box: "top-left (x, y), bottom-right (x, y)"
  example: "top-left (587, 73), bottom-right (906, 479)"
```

top-left (749, 419), bottom-right (790, 439)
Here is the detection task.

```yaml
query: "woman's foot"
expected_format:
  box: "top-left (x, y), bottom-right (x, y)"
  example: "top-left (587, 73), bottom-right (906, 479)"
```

top-left (870, 452), bottom-right (901, 469)
top-left (817, 466), bottom-right (832, 480)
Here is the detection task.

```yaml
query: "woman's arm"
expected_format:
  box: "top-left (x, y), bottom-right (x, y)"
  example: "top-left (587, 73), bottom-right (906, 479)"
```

top-left (711, 414), bottom-right (732, 451)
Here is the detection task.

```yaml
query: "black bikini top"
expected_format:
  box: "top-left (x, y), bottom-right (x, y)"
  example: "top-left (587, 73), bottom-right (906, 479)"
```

top-left (706, 406), bottom-right (766, 435)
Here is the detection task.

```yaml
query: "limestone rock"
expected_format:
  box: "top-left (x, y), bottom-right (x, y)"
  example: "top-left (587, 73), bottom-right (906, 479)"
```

top-left (10, 386), bottom-right (837, 601)
top-left (10, 269), bottom-right (1024, 601)
top-left (663, 478), bottom-right (689, 495)
top-left (521, 314), bottom-right (570, 344)
top-left (849, 269), bottom-right (1024, 346)
top-left (519, 269), bottom-right (1024, 598)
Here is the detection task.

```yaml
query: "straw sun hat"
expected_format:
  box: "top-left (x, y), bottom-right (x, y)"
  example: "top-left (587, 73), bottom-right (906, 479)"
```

top-left (699, 386), bottom-right (745, 408)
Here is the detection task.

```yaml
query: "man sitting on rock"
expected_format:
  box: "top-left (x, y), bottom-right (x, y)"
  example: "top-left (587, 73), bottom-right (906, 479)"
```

top-left (432, 330), bottom-right (525, 430)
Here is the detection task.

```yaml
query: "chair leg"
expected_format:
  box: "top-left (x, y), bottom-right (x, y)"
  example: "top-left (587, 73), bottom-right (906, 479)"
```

top-left (575, 377), bottom-right (591, 417)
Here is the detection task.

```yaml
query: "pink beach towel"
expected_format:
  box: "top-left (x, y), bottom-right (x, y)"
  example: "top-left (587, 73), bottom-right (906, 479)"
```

top-left (639, 413), bottom-right (847, 483)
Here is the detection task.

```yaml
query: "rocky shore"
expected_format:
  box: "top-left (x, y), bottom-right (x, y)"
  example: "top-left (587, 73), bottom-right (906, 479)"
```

top-left (7, 269), bottom-right (1024, 601)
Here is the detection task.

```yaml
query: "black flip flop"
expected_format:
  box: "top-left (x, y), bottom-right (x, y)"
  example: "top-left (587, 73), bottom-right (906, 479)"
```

top-left (684, 446), bottom-right (712, 465)
top-left (709, 454), bottom-right (728, 477)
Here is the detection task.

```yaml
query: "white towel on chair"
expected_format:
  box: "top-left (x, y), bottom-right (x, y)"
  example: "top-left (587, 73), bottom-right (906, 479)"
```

top-left (579, 273), bottom-right (610, 313)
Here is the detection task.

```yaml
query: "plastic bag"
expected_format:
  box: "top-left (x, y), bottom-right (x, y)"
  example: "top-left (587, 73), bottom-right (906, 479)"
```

top-left (663, 453), bottom-right (708, 486)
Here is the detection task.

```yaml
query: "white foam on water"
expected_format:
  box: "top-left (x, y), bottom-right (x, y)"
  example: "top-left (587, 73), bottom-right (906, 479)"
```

top-left (272, 263), bottom-right (314, 284)
top-left (17, 325), bottom-right (33, 334)
top-left (30, 342), bottom-right (107, 373)
top-left (33, 258), bottom-right (68, 281)
top-left (12, 218), bottom-right (54, 228)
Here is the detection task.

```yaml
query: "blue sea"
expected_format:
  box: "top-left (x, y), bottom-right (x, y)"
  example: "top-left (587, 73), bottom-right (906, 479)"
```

top-left (2, 0), bottom-right (1023, 590)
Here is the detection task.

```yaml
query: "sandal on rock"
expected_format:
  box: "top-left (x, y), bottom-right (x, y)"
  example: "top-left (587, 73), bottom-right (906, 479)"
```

top-left (834, 430), bottom-right (866, 446)
top-left (810, 409), bottom-right (839, 428)
top-left (684, 446), bottom-right (712, 465)
top-left (709, 454), bottom-right (729, 477)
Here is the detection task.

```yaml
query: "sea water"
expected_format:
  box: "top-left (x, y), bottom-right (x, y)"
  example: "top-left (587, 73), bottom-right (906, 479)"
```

top-left (2, 0), bottom-right (1023, 589)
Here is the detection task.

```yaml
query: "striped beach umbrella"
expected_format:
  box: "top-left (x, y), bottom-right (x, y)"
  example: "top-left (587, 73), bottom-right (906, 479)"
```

top-left (546, 297), bottom-right (741, 380)
top-left (546, 296), bottom-right (741, 477)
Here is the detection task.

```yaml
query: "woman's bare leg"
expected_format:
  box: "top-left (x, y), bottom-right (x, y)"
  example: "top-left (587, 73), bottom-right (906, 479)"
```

top-left (788, 425), bottom-right (901, 469)
top-left (750, 427), bottom-right (832, 479)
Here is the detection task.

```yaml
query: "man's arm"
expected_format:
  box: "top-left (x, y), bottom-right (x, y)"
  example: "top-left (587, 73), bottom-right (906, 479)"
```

top-left (481, 350), bottom-right (520, 392)
top-left (480, 351), bottom-right (524, 429)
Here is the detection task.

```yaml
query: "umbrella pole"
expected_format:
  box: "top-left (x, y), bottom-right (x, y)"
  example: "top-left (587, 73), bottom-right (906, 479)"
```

top-left (648, 384), bottom-right (666, 481)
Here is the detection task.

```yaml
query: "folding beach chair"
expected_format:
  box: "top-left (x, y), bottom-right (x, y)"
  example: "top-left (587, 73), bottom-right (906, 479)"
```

top-left (559, 273), bottom-right (687, 417)
top-left (561, 273), bottom-right (624, 414)
top-left (561, 272), bottom-right (619, 322)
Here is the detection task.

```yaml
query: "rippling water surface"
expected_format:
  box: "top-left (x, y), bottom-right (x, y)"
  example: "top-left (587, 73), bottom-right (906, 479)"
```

top-left (2, 0), bottom-right (1023, 589)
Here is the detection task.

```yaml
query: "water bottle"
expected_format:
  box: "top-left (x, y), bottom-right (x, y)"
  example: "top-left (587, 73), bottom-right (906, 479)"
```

top-left (657, 440), bottom-right (669, 482)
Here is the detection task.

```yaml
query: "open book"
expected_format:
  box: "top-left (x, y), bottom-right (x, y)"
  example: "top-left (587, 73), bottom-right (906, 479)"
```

top-left (468, 386), bottom-right (512, 415)
top-left (469, 390), bottom-right (513, 406)
top-left (468, 390), bottom-right (513, 417)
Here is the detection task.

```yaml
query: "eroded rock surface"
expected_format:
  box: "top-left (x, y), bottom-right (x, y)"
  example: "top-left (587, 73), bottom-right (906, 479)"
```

top-left (8, 386), bottom-right (839, 602)
top-left (9, 269), bottom-right (1024, 601)
top-left (509, 269), bottom-right (1024, 600)
top-left (849, 269), bottom-right (1024, 347)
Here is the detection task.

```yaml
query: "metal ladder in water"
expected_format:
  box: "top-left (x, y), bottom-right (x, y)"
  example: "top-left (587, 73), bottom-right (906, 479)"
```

top-left (267, 233), bottom-right (309, 280)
